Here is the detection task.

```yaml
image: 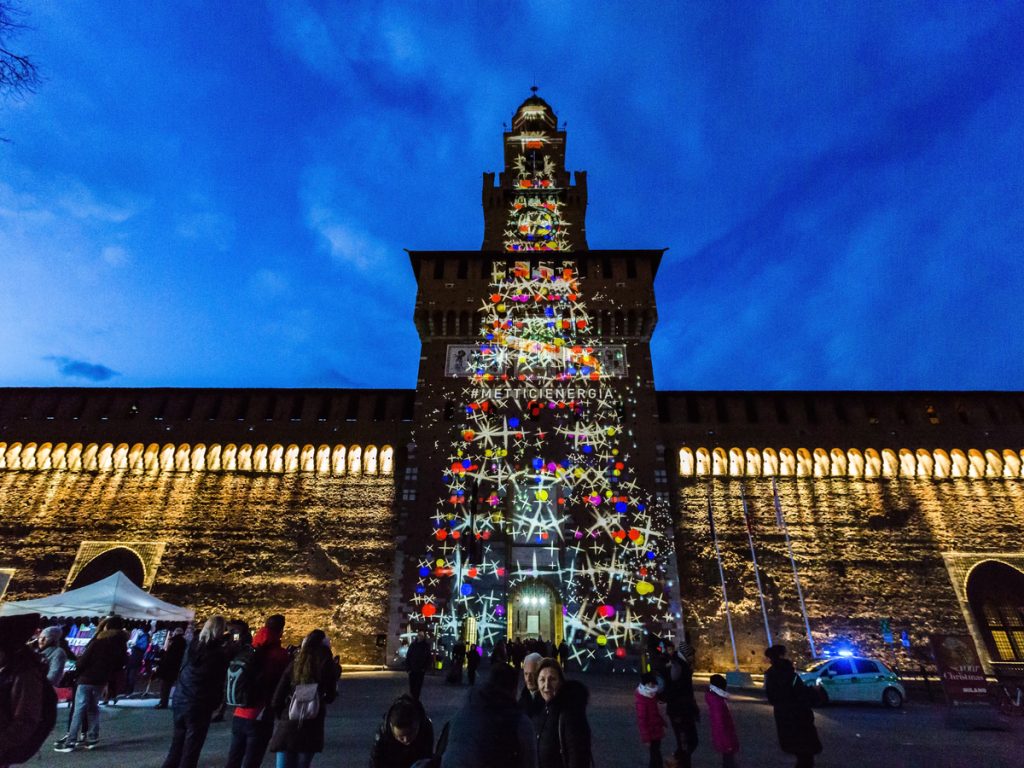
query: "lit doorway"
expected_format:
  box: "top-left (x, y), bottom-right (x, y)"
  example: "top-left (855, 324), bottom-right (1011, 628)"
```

top-left (508, 579), bottom-right (562, 644)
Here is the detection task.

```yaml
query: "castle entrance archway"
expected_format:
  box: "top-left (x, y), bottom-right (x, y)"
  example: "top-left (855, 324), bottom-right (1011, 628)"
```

top-left (68, 547), bottom-right (146, 590)
top-left (966, 560), bottom-right (1024, 663)
top-left (508, 579), bottom-right (562, 644)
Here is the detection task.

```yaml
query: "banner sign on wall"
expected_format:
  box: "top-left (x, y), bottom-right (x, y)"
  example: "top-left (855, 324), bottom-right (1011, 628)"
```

top-left (929, 634), bottom-right (989, 707)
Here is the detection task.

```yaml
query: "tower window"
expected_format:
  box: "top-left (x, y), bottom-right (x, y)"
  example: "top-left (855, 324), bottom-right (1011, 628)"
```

top-left (433, 258), bottom-right (445, 279)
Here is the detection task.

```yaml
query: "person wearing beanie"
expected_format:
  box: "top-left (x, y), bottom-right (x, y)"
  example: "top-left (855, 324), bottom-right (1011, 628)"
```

top-left (225, 615), bottom-right (289, 768)
top-left (705, 674), bottom-right (739, 767)
top-left (635, 672), bottom-right (666, 768)
top-left (37, 627), bottom-right (68, 688)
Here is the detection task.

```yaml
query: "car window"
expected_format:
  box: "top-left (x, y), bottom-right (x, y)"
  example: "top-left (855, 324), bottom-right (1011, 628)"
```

top-left (854, 659), bottom-right (880, 674)
top-left (829, 659), bottom-right (854, 675)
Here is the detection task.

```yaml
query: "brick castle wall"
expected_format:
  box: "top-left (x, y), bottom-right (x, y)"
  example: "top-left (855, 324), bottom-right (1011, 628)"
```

top-left (0, 469), bottom-right (396, 664)
top-left (674, 477), bottom-right (1024, 671)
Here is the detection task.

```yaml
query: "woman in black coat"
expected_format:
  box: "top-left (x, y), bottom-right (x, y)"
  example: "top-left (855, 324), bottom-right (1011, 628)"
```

top-left (532, 659), bottom-right (592, 768)
top-left (160, 616), bottom-right (230, 768)
top-left (763, 645), bottom-right (822, 768)
top-left (268, 629), bottom-right (339, 768)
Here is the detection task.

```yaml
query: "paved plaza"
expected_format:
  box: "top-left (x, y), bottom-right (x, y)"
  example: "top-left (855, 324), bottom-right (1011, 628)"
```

top-left (32, 670), bottom-right (1023, 768)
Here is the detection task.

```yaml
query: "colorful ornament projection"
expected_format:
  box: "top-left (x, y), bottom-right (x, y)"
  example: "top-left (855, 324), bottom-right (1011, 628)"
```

top-left (503, 135), bottom-right (571, 252)
top-left (411, 259), bottom-right (676, 668)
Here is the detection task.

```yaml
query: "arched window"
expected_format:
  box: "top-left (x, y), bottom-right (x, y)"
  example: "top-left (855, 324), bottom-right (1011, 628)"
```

top-left (316, 445), bottom-right (332, 474)
top-left (847, 449), bottom-right (865, 478)
top-left (37, 443), bottom-right (54, 470)
top-left (728, 447), bottom-right (744, 477)
top-left (222, 444), bottom-right (238, 472)
top-left (237, 444), bottom-right (254, 472)
top-left (915, 449), bottom-right (933, 478)
top-left (966, 449), bottom-right (985, 479)
top-left (984, 449), bottom-right (1002, 478)
top-left (779, 448), bottom-right (796, 477)
top-left (712, 448), bottom-right (728, 476)
top-left (796, 448), bottom-right (813, 477)
top-left (96, 443), bottom-right (113, 470)
top-left (695, 448), bottom-right (711, 476)
top-left (813, 448), bottom-right (830, 478)
top-left (745, 448), bottom-right (761, 477)
top-left (1002, 450), bottom-right (1020, 479)
top-left (829, 448), bottom-right (847, 477)
top-left (69, 547), bottom-right (146, 590)
top-left (331, 445), bottom-right (346, 475)
top-left (862, 449), bottom-right (880, 479)
top-left (113, 443), bottom-right (130, 470)
top-left (206, 444), bottom-right (222, 471)
top-left (763, 448), bottom-right (780, 477)
top-left (128, 443), bottom-right (145, 471)
top-left (191, 444), bottom-right (207, 471)
top-left (881, 449), bottom-right (899, 478)
top-left (299, 445), bottom-right (315, 473)
top-left (364, 445), bottom-right (379, 475)
top-left (348, 445), bottom-right (362, 475)
top-left (933, 449), bottom-right (951, 479)
top-left (82, 443), bottom-right (99, 471)
top-left (679, 448), bottom-right (694, 477)
top-left (252, 444), bottom-right (269, 473)
top-left (949, 449), bottom-right (968, 478)
top-left (174, 444), bottom-right (191, 472)
top-left (268, 444), bottom-right (284, 473)
top-left (380, 445), bottom-right (394, 476)
top-left (966, 561), bottom-right (1024, 662)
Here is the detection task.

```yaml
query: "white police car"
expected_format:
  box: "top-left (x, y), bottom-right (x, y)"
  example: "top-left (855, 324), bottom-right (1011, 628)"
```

top-left (799, 655), bottom-right (906, 708)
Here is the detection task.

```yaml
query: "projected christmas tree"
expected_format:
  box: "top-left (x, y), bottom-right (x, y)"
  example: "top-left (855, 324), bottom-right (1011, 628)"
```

top-left (411, 258), bottom-right (677, 668)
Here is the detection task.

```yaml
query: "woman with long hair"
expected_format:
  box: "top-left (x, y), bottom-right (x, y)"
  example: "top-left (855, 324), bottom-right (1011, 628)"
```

top-left (160, 615), bottom-right (230, 768)
top-left (269, 629), bottom-right (339, 768)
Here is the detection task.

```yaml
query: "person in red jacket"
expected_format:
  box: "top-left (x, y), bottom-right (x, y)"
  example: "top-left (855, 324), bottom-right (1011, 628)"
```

top-left (635, 672), bottom-right (666, 768)
top-left (704, 674), bottom-right (739, 767)
top-left (224, 615), bottom-right (289, 768)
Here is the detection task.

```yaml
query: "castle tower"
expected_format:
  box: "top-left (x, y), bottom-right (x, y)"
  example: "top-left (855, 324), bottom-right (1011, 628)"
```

top-left (395, 94), bottom-right (680, 670)
top-left (481, 91), bottom-right (589, 252)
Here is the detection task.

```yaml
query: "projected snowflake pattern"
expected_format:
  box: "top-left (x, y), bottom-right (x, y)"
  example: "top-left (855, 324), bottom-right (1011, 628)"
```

top-left (503, 134), bottom-right (570, 252)
top-left (412, 260), bottom-right (676, 668)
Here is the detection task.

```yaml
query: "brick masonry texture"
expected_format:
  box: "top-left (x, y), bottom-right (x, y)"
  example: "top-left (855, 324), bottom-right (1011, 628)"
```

top-left (674, 476), bottom-right (1024, 671)
top-left (0, 469), bottom-right (396, 664)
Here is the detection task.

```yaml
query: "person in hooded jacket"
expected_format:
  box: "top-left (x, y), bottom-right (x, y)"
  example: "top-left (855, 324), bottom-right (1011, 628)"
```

top-left (704, 674), bottom-right (739, 767)
top-left (54, 615), bottom-right (128, 752)
top-left (369, 694), bottom-right (434, 768)
top-left (225, 614), bottom-right (290, 768)
top-left (36, 627), bottom-right (68, 688)
top-left (442, 662), bottom-right (537, 768)
top-left (635, 672), bottom-right (665, 768)
top-left (160, 615), bottom-right (231, 768)
top-left (763, 645), bottom-right (821, 768)
top-left (1, 613), bottom-right (55, 768)
top-left (532, 659), bottom-right (592, 768)
top-left (268, 629), bottom-right (339, 768)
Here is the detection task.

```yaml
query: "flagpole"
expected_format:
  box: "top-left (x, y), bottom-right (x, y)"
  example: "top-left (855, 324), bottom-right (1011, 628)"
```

top-left (708, 485), bottom-right (740, 670)
top-left (740, 485), bottom-right (773, 647)
top-left (773, 476), bottom-right (816, 658)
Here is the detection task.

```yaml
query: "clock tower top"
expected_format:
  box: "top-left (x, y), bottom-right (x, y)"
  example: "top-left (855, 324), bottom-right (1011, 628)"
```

top-left (481, 92), bottom-right (588, 252)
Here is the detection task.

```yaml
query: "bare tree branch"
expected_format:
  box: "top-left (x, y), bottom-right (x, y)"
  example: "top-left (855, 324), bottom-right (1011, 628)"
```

top-left (0, 1), bottom-right (40, 98)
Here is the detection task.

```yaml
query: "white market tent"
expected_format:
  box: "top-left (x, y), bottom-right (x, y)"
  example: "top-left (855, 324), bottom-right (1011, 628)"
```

top-left (0, 571), bottom-right (194, 622)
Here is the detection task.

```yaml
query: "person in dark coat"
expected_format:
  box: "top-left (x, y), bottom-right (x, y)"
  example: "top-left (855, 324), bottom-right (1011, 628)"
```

top-left (466, 646), bottom-right (481, 686)
top-left (449, 641), bottom-right (466, 684)
top-left (517, 653), bottom-right (544, 719)
top-left (268, 629), bottom-right (339, 767)
top-left (405, 632), bottom-right (430, 701)
top-left (160, 615), bottom-right (231, 768)
top-left (532, 659), bottom-right (592, 768)
top-left (55, 615), bottom-right (128, 751)
top-left (763, 645), bottom-right (822, 768)
top-left (556, 641), bottom-right (569, 670)
top-left (225, 614), bottom-right (290, 768)
top-left (441, 662), bottom-right (536, 768)
top-left (155, 628), bottom-right (187, 709)
top-left (1, 613), bottom-right (55, 768)
top-left (369, 694), bottom-right (434, 768)
top-left (662, 642), bottom-right (699, 768)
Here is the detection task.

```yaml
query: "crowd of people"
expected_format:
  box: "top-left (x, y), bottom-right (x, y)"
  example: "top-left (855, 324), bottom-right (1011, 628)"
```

top-left (0, 611), bottom-right (824, 768)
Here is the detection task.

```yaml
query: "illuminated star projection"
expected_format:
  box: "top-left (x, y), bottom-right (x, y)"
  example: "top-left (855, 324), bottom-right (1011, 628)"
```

top-left (412, 258), bottom-right (677, 667)
top-left (503, 134), bottom-right (571, 252)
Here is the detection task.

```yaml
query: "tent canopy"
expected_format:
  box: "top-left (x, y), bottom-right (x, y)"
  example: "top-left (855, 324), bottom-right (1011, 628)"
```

top-left (0, 571), bottom-right (193, 622)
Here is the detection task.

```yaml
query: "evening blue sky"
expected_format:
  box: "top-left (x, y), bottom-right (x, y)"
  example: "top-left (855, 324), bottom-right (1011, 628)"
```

top-left (1, 1), bottom-right (1021, 391)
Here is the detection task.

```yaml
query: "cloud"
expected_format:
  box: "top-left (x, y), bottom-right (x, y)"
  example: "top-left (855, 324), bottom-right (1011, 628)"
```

top-left (57, 179), bottom-right (137, 223)
top-left (176, 209), bottom-right (236, 251)
top-left (300, 167), bottom-right (389, 270)
top-left (44, 356), bottom-right (120, 381)
top-left (100, 245), bottom-right (130, 266)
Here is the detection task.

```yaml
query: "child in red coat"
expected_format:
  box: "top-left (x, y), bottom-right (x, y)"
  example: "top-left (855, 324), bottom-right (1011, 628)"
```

top-left (705, 674), bottom-right (740, 767)
top-left (636, 672), bottom-right (667, 768)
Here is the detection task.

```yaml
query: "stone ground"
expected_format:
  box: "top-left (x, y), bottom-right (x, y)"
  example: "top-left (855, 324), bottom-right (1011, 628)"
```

top-left (33, 671), bottom-right (1023, 768)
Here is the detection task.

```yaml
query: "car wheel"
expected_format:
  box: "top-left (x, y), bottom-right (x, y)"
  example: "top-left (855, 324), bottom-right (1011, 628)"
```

top-left (882, 687), bottom-right (903, 708)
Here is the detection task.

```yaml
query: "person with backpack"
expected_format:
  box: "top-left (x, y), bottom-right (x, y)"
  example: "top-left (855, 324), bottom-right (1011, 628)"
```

top-left (764, 645), bottom-right (821, 768)
top-left (268, 629), bottom-right (339, 768)
top-left (54, 615), bottom-right (127, 752)
top-left (370, 694), bottom-right (434, 768)
top-left (532, 659), bottom-right (592, 768)
top-left (442, 662), bottom-right (537, 768)
top-left (1, 613), bottom-right (58, 768)
top-left (705, 674), bottom-right (739, 767)
top-left (160, 615), bottom-right (231, 768)
top-left (635, 672), bottom-right (666, 768)
top-left (225, 614), bottom-right (289, 768)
